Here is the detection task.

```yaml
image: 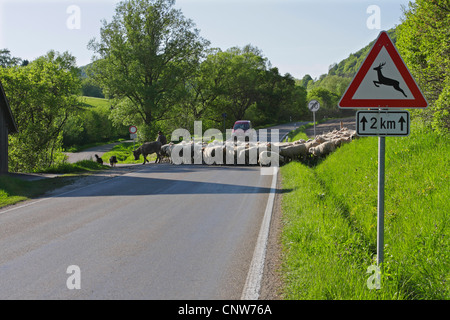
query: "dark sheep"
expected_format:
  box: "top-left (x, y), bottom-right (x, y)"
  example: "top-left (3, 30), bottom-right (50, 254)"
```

top-left (133, 141), bottom-right (162, 164)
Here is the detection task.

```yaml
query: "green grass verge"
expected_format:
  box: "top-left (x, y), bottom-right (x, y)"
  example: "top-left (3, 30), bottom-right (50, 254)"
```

top-left (102, 142), bottom-right (157, 164)
top-left (287, 123), bottom-right (314, 142)
top-left (40, 160), bottom-right (111, 174)
top-left (280, 120), bottom-right (449, 299)
top-left (0, 175), bottom-right (74, 208)
top-left (1, 160), bottom-right (113, 208)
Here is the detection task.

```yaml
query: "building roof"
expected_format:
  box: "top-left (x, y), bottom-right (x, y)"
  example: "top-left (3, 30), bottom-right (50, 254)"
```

top-left (0, 80), bottom-right (18, 134)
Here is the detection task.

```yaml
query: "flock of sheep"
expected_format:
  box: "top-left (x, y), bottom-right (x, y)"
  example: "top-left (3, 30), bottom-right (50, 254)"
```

top-left (152, 127), bottom-right (357, 167)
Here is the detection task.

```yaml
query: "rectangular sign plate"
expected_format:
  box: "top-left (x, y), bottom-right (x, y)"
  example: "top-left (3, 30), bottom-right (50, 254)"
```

top-left (356, 110), bottom-right (410, 136)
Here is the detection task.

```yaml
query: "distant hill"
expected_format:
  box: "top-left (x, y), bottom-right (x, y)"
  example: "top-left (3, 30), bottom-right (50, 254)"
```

top-left (327, 28), bottom-right (397, 79)
top-left (79, 63), bottom-right (91, 79)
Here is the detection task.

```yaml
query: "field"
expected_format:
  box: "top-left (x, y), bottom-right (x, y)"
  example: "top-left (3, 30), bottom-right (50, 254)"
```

top-left (280, 120), bottom-right (449, 299)
top-left (63, 96), bottom-right (128, 152)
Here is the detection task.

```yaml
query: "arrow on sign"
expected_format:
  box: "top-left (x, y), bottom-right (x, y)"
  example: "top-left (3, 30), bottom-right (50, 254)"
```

top-left (360, 116), bottom-right (368, 131)
top-left (399, 116), bottom-right (406, 131)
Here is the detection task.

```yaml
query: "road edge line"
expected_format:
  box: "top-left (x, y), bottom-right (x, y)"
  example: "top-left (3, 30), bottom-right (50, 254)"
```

top-left (241, 130), bottom-right (288, 300)
top-left (241, 166), bottom-right (278, 300)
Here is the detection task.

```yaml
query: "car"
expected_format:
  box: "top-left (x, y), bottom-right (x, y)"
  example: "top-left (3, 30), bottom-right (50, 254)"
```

top-left (231, 120), bottom-right (254, 141)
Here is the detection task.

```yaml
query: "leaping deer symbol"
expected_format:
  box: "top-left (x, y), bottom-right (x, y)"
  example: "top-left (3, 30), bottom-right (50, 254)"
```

top-left (373, 62), bottom-right (407, 97)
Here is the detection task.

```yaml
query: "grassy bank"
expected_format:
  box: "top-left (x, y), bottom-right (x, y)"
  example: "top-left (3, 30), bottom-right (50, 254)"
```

top-left (101, 142), bottom-right (157, 164)
top-left (0, 160), bottom-right (111, 208)
top-left (0, 175), bottom-right (75, 208)
top-left (280, 120), bottom-right (449, 299)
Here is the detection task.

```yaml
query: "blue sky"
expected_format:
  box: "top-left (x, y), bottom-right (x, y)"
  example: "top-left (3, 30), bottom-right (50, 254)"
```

top-left (0, 0), bottom-right (412, 79)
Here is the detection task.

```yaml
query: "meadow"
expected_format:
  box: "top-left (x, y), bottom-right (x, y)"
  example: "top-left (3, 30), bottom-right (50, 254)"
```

top-left (63, 96), bottom-right (128, 152)
top-left (280, 119), bottom-right (449, 299)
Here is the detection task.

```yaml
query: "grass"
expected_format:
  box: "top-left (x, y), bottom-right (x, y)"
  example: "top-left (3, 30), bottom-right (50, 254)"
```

top-left (102, 142), bottom-right (157, 164)
top-left (0, 175), bottom-right (75, 208)
top-left (287, 122), bottom-right (314, 142)
top-left (40, 159), bottom-right (111, 174)
top-left (280, 120), bottom-right (449, 299)
top-left (64, 139), bottom-right (127, 153)
top-left (79, 96), bottom-right (112, 109)
top-left (0, 160), bottom-right (112, 208)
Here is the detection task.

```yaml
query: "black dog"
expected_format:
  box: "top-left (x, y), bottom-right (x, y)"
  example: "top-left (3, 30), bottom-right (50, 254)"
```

top-left (109, 155), bottom-right (118, 167)
top-left (94, 154), bottom-right (103, 165)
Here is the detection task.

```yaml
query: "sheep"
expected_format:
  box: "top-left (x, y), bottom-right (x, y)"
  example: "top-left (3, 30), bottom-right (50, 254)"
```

top-left (258, 150), bottom-right (285, 167)
top-left (160, 143), bottom-right (174, 163)
top-left (109, 155), bottom-right (118, 167)
top-left (94, 154), bottom-right (103, 165)
top-left (331, 136), bottom-right (352, 148)
top-left (170, 140), bottom-right (203, 164)
top-left (293, 139), bottom-right (306, 145)
top-left (309, 141), bottom-right (336, 158)
top-left (272, 141), bottom-right (294, 149)
top-left (304, 140), bottom-right (320, 152)
top-left (224, 141), bottom-right (237, 165)
top-left (237, 145), bottom-right (260, 165)
top-left (203, 144), bottom-right (224, 165)
top-left (279, 143), bottom-right (308, 162)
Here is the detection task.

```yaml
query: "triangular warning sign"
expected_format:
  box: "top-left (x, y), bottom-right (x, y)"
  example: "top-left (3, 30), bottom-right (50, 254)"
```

top-left (339, 31), bottom-right (427, 109)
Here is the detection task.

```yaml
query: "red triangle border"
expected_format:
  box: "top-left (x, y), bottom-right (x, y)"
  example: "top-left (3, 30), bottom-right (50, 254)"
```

top-left (338, 31), bottom-right (428, 109)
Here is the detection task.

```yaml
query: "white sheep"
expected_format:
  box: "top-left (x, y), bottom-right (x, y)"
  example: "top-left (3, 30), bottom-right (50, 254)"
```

top-left (279, 143), bottom-right (308, 162)
top-left (237, 145), bottom-right (261, 165)
top-left (258, 150), bottom-right (285, 167)
top-left (203, 144), bottom-right (224, 165)
top-left (309, 141), bottom-right (336, 157)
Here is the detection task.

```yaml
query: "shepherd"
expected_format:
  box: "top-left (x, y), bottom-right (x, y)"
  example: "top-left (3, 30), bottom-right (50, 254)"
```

top-left (157, 131), bottom-right (167, 145)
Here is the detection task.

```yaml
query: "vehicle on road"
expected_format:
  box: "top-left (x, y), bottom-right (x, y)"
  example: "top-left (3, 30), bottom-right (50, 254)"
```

top-left (231, 120), bottom-right (254, 141)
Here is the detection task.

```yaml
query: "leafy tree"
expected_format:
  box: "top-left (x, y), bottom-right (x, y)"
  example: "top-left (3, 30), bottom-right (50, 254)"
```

top-left (1, 51), bottom-right (81, 172)
top-left (397, 0), bottom-right (450, 134)
top-left (0, 49), bottom-right (22, 67)
top-left (307, 75), bottom-right (351, 98)
top-left (255, 68), bottom-right (307, 124)
top-left (88, 0), bottom-right (209, 140)
top-left (298, 74), bottom-right (313, 88)
top-left (208, 45), bottom-right (268, 122)
top-left (81, 77), bottom-right (105, 98)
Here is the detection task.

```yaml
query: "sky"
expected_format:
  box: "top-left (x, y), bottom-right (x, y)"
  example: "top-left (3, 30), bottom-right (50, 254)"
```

top-left (0, 0), bottom-right (412, 80)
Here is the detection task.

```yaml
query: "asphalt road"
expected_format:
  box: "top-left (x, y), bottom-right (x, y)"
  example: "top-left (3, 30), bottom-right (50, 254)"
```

top-left (0, 122), bottom-right (302, 299)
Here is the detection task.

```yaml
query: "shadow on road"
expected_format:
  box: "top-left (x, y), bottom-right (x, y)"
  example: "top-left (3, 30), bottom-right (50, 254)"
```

top-left (55, 165), bottom-right (293, 197)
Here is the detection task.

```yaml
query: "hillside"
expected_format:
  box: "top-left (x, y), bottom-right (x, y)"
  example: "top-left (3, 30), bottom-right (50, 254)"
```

top-left (280, 119), bottom-right (449, 299)
top-left (327, 28), bottom-right (397, 79)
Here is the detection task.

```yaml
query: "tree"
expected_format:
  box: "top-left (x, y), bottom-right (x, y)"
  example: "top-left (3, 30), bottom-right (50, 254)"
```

top-left (1, 51), bottom-right (81, 172)
top-left (298, 74), bottom-right (313, 89)
top-left (207, 45), bottom-right (268, 122)
top-left (255, 68), bottom-right (307, 124)
top-left (0, 49), bottom-right (22, 68)
top-left (307, 87), bottom-right (339, 110)
top-left (397, 0), bottom-right (450, 134)
top-left (88, 0), bottom-right (209, 140)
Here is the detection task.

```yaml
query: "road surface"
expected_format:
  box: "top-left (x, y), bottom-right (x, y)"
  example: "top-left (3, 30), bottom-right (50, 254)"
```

top-left (0, 122), bottom-right (302, 299)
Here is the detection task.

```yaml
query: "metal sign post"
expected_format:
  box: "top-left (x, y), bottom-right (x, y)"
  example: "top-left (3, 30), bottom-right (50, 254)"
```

top-left (129, 126), bottom-right (138, 150)
top-left (337, 31), bottom-right (428, 285)
top-left (355, 109), bottom-right (410, 266)
top-left (308, 100), bottom-right (320, 137)
top-left (377, 135), bottom-right (385, 265)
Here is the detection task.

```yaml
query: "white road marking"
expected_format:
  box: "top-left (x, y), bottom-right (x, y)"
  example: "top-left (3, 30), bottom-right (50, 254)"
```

top-left (241, 130), bottom-right (289, 300)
